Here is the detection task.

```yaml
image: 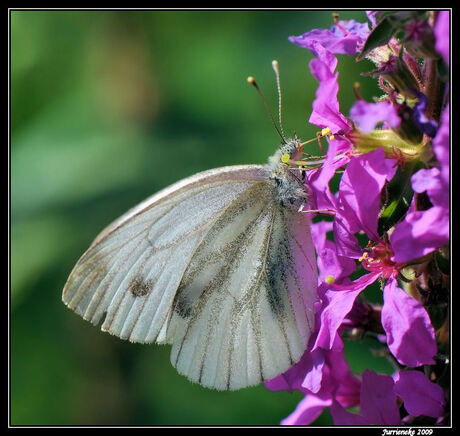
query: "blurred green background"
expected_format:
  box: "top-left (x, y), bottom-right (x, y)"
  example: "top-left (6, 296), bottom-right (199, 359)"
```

top-left (11, 10), bottom-right (393, 425)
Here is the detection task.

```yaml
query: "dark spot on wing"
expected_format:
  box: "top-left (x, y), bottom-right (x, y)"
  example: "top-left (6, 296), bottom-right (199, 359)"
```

top-left (129, 276), bottom-right (152, 297)
top-left (173, 287), bottom-right (193, 319)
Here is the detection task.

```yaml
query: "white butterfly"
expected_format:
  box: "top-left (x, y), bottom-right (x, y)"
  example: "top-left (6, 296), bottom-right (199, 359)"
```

top-left (62, 62), bottom-right (318, 390)
top-left (62, 136), bottom-right (318, 391)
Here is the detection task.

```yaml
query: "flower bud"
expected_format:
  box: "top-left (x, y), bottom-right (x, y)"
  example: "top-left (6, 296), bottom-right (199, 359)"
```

top-left (367, 55), bottom-right (420, 99)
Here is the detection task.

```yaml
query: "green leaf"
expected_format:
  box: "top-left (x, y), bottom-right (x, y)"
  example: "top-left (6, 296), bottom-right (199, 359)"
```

top-left (435, 249), bottom-right (450, 276)
top-left (356, 16), bottom-right (396, 61)
top-left (378, 162), bottom-right (421, 235)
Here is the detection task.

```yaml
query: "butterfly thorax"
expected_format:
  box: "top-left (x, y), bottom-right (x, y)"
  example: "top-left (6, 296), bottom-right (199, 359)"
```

top-left (267, 137), bottom-right (308, 208)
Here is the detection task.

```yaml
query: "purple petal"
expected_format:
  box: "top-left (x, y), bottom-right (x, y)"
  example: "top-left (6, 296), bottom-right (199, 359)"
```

top-left (309, 58), bottom-right (352, 134)
top-left (349, 100), bottom-right (401, 133)
top-left (311, 221), bottom-right (356, 283)
top-left (411, 167), bottom-right (446, 208)
top-left (310, 220), bottom-right (333, 252)
top-left (290, 20), bottom-right (370, 60)
top-left (360, 370), bottom-right (401, 425)
top-left (331, 400), bottom-right (368, 425)
top-left (337, 149), bottom-right (397, 241)
top-left (313, 272), bottom-right (378, 350)
top-left (433, 104), bottom-right (449, 186)
top-left (390, 204), bottom-right (449, 262)
top-left (265, 348), bottom-right (315, 392)
top-left (434, 11), bottom-right (450, 65)
top-left (307, 138), bottom-right (350, 211)
top-left (332, 213), bottom-right (362, 258)
top-left (381, 277), bottom-right (437, 367)
top-left (301, 348), bottom-right (326, 393)
top-left (281, 392), bottom-right (332, 425)
top-left (264, 376), bottom-right (292, 392)
top-left (394, 370), bottom-right (445, 418)
top-left (411, 167), bottom-right (441, 194)
top-left (317, 242), bottom-right (357, 283)
top-left (291, 37), bottom-right (339, 71)
top-left (331, 19), bottom-right (371, 40)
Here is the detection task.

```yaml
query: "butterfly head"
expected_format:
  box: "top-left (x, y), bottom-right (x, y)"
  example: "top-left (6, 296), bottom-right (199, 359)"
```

top-left (267, 136), bottom-right (309, 208)
top-left (279, 135), bottom-right (304, 164)
top-left (267, 135), bottom-right (303, 170)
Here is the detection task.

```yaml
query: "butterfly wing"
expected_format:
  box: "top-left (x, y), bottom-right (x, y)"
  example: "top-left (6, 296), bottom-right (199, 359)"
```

top-left (62, 165), bottom-right (267, 344)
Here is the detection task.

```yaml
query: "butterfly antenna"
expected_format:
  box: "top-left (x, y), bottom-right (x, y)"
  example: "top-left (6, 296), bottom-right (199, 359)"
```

top-left (271, 60), bottom-right (287, 140)
top-left (247, 75), bottom-right (286, 143)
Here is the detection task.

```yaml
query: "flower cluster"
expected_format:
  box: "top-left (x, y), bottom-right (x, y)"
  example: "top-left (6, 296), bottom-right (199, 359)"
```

top-left (267, 10), bottom-right (450, 425)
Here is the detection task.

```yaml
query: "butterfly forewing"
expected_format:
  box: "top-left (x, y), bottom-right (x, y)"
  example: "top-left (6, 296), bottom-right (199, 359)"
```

top-left (63, 166), bottom-right (265, 338)
top-left (62, 164), bottom-right (317, 390)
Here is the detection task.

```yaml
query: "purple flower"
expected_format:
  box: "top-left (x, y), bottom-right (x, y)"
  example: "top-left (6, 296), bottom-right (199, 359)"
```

top-left (315, 245), bottom-right (437, 369)
top-left (307, 149), bottom-right (438, 367)
top-left (306, 60), bottom-right (403, 220)
top-left (390, 105), bottom-right (449, 262)
top-left (274, 10), bottom-right (449, 427)
top-left (289, 19), bottom-right (370, 67)
top-left (434, 11), bottom-right (449, 65)
top-left (349, 100), bottom-right (401, 133)
top-left (309, 58), bottom-right (353, 134)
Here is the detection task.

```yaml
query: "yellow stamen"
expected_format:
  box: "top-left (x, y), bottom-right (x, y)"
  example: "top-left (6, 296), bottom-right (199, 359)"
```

top-left (329, 135), bottom-right (335, 140)
top-left (321, 127), bottom-right (332, 137)
top-left (325, 275), bottom-right (335, 284)
top-left (358, 252), bottom-right (369, 262)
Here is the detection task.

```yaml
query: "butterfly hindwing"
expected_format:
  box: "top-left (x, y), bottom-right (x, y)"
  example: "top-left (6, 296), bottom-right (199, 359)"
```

top-left (168, 188), bottom-right (317, 390)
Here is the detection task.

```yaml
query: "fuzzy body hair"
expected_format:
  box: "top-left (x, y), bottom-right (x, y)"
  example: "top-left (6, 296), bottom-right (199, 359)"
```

top-left (267, 137), bottom-right (309, 208)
